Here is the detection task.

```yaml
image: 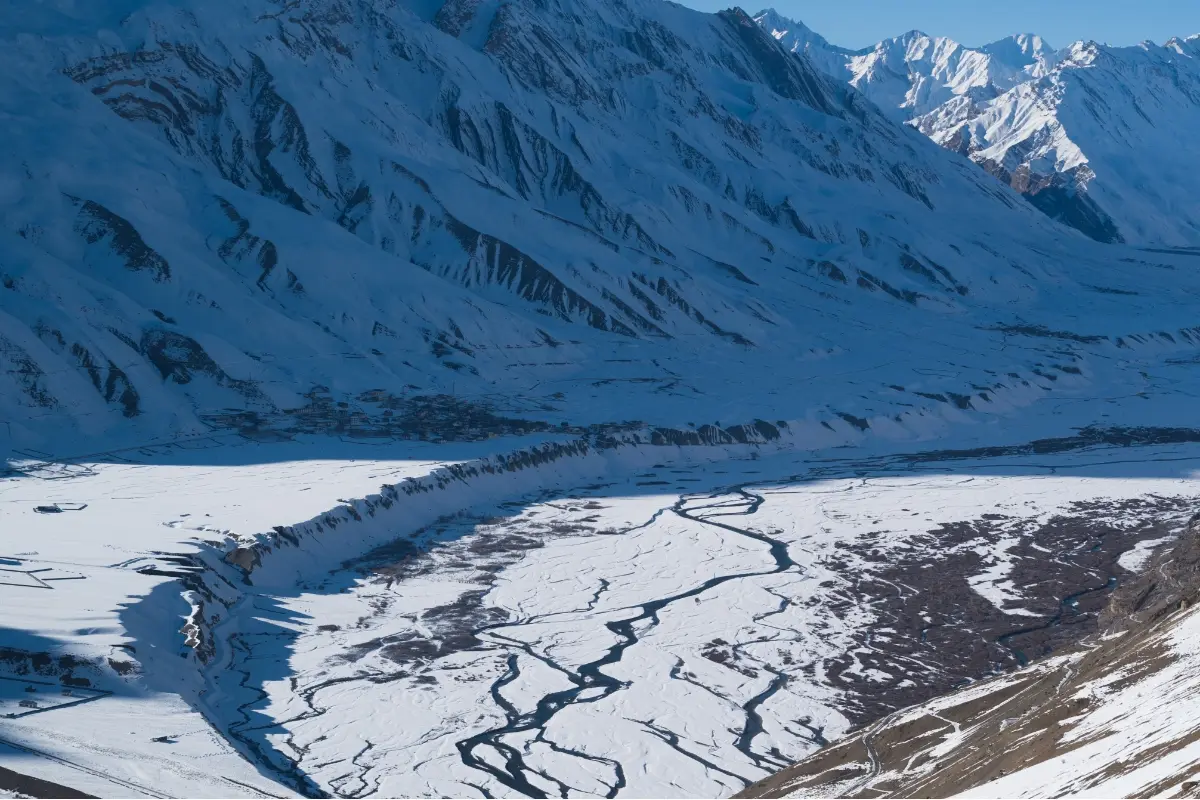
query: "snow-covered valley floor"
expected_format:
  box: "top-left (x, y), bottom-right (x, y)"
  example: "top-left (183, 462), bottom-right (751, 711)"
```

top-left (6, 430), bottom-right (1200, 798)
top-left (0, 433), bottom-right (565, 798)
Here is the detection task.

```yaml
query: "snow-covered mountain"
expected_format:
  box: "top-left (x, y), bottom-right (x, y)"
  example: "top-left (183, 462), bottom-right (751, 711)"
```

top-left (9, 0), bottom-right (1200, 458)
top-left (843, 31), bottom-right (1057, 120)
top-left (757, 9), bottom-right (1200, 245)
top-left (755, 10), bottom-right (1057, 119)
top-left (915, 38), bottom-right (1200, 245)
top-left (8, 0), bottom-right (1200, 797)
top-left (7, 0), bottom-right (1193, 457)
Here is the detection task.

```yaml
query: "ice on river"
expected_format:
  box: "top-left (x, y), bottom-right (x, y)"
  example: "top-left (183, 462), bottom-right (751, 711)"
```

top-left (238, 443), bottom-right (1200, 798)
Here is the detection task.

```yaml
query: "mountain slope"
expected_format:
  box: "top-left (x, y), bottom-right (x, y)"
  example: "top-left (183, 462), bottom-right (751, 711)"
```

top-left (740, 516), bottom-right (1200, 799)
top-left (5, 0), bottom-right (1200, 461)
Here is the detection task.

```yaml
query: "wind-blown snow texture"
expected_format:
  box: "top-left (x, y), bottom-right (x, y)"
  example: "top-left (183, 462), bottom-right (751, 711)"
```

top-left (757, 9), bottom-right (1200, 246)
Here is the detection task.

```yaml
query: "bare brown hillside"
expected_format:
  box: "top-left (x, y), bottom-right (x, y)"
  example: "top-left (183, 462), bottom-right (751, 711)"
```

top-left (740, 516), bottom-right (1200, 799)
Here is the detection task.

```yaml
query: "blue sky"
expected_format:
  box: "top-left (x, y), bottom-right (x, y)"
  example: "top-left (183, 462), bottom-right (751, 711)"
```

top-left (676, 0), bottom-right (1200, 49)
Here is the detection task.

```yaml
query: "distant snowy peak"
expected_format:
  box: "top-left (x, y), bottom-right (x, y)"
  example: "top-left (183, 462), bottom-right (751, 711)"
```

top-left (754, 11), bottom-right (1059, 120)
top-left (911, 35), bottom-right (1200, 244)
top-left (1166, 35), bottom-right (1200, 55)
top-left (751, 8), bottom-right (851, 76)
top-left (1169, 33), bottom-right (1200, 54)
top-left (752, 7), bottom-right (835, 51)
top-left (755, 10), bottom-right (1200, 246)
top-left (757, 8), bottom-right (1030, 122)
top-left (980, 33), bottom-right (1056, 71)
top-left (847, 31), bottom-right (1007, 117)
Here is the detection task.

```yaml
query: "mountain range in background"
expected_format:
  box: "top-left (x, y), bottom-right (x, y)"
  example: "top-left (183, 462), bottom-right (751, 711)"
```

top-left (755, 8), bottom-right (1200, 245)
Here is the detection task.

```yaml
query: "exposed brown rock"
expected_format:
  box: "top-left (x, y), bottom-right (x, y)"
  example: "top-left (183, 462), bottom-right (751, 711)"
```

top-left (740, 517), bottom-right (1200, 799)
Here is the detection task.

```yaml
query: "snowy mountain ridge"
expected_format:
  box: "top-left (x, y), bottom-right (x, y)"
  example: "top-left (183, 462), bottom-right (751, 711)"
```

top-left (755, 9), bottom-right (1059, 119)
top-left (757, 8), bottom-right (1200, 246)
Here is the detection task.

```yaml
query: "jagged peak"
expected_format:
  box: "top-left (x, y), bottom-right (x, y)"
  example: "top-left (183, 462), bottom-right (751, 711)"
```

top-left (750, 7), bottom-right (838, 50)
top-left (1167, 34), bottom-right (1200, 56)
top-left (981, 32), bottom-right (1053, 59)
top-left (749, 6), bottom-right (862, 70)
top-left (977, 32), bottom-right (1056, 74)
top-left (880, 28), bottom-right (934, 48)
top-left (750, 7), bottom-right (799, 35)
top-left (866, 29), bottom-right (972, 62)
top-left (1013, 32), bottom-right (1051, 51)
